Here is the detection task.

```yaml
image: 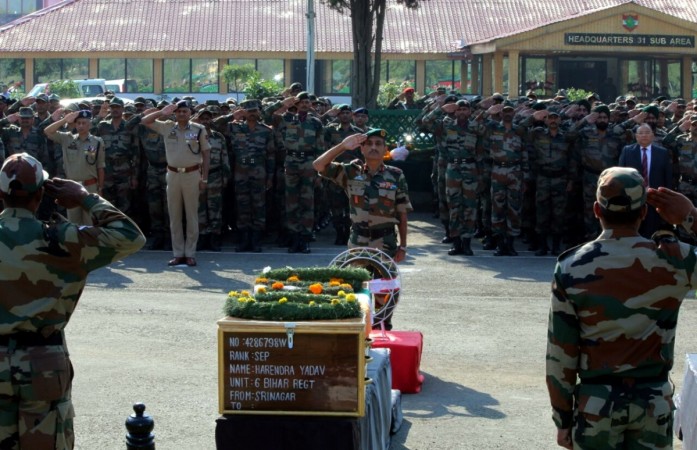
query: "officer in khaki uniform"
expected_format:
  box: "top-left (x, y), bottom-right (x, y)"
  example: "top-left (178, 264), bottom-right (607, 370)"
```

top-left (142, 100), bottom-right (211, 267)
top-left (44, 110), bottom-right (106, 225)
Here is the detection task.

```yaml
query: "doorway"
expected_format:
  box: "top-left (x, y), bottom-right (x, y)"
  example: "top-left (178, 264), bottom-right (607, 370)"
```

top-left (557, 60), bottom-right (607, 94)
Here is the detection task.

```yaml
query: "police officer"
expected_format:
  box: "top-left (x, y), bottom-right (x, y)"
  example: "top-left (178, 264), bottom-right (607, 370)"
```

top-left (0, 153), bottom-right (144, 449)
top-left (44, 110), bottom-right (106, 225)
top-left (142, 100), bottom-right (211, 266)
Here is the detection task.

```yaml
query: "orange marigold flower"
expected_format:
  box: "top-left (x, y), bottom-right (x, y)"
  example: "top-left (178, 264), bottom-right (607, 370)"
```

top-left (257, 287), bottom-right (267, 294)
top-left (255, 277), bottom-right (268, 284)
top-left (340, 283), bottom-right (353, 290)
top-left (272, 282), bottom-right (285, 290)
top-left (287, 275), bottom-right (300, 282)
top-left (308, 283), bottom-right (323, 294)
top-left (329, 277), bottom-right (343, 283)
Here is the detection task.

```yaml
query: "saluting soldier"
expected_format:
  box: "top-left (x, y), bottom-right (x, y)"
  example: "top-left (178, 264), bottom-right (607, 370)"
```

top-left (193, 106), bottom-right (230, 252)
top-left (663, 117), bottom-right (697, 205)
top-left (44, 110), bottom-right (106, 225)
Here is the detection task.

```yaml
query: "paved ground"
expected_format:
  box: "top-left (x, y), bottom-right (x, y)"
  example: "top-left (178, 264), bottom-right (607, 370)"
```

top-left (67, 212), bottom-right (696, 449)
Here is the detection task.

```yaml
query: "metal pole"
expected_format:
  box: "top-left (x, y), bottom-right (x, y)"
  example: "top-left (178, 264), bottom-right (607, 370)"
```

top-left (306, 0), bottom-right (315, 93)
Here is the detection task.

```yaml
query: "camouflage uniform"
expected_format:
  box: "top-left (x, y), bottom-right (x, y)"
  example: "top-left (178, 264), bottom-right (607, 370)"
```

top-left (528, 126), bottom-right (572, 249)
top-left (0, 157), bottom-right (145, 449)
top-left (91, 118), bottom-right (138, 217)
top-left (198, 128), bottom-right (231, 244)
top-left (662, 129), bottom-right (697, 204)
top-left (570, 124), bottom-right (623, 238)
top-left (276, 109), bottom-right (325, 251)
top-left (138, 122), bottom-right (170, 247)
top-left (546, 167), bottom-right (690, 450)
top-left (319, 160), bottom-right (413, 257)
top-left (479, 119), bottom-right (528, 253)
top-left (323, 122), bottom-right (362, 244)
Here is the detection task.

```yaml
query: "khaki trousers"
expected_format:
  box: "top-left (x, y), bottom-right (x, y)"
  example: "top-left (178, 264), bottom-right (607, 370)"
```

top-left (166, 170), bottom-right (200, 257)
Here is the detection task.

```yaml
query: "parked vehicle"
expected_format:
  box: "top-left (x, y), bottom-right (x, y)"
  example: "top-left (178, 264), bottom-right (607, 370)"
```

top-left (27, 79), bottom-right (107, 98)
top-left (105, 79), bottom-right (139, 94)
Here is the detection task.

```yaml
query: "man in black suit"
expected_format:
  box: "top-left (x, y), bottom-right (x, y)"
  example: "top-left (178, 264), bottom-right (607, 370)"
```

top-left (619, 123), bottom-right (672, 238)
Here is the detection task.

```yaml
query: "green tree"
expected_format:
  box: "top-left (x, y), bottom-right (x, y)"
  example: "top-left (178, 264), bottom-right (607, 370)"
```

top-left (243, 73), bottom-right (282, 100)
top-left (565, 88), bottom-right (592, 102)
top-left (220, 64), bottom-right (257, 102)
top-left (323, 0), bottom-right (423, 109)
top-left (47, 80), bottom-right (80, 98)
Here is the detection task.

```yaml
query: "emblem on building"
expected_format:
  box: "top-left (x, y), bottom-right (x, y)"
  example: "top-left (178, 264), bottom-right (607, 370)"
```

top-left (622, 14), bottom-right (639, 31)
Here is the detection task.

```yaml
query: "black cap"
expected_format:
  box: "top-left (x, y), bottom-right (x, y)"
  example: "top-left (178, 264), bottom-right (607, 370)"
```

top-left (290, 82), bottom-right (303, 91)
top-left (175, 100), bottom-right (191, 110)
top-left (76, 110), bottom-right (92, 119)
top-left (353, 107), bottom-right (368, 116)
top-left (133, 97), bottom-right (146, 105)
top-left (295, 91), bottom-right (310, 101)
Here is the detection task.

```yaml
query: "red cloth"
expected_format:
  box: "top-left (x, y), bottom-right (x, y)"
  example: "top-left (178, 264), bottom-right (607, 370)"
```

top-left (369, 330), bottom-right (424, 393)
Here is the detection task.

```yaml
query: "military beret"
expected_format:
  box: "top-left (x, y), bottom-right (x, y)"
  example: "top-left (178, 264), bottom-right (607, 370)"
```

top-left (470, 95), bottom-right (483, 104)
top-left (353, 107), bottom-right (368, 116)
top-left (653, 96), bottom-right (667, 104)
top-left (547, 110), bottom-right (560, 117)
top-left (195, 108), bottom-right (212, 118)
top-left (48, 94), bottom-right (60, 102)
top-left (240, 99), bottom-right (262, 111)
top-left (576, 99), bottom-right (591, 111)
top-left (175, 100), bottom-right (191, 110)
top-left (337, 104), bottom-right (352, 112)
top-left (205, 99), bottom-right (220, 106)
top-left (615, 96), bottom-right (627, 102)
top-left (124, 105), bottom-right (137, 114)
top-left (109, 97), bottom-right (125, 107)
top-left (502, 105), bottom-right (515, 112)
top-left (597, 167), bottom-right (646, 212)
top-left (65, 102), bottom-right (80, 112)
top-left (402, 87), bottom-right (415, 95)
top-left (676, 98), bottom-right (687, 106)
top-left (455, 100), bottom-right (470, 108)
top-left (443, 95), bottom-right (459, 104)
top-left (593, 105), bottom-right (611, 116)
top-left (492, 93), bottom-right (505, 101)
top-left (92, 99), bottom-right (104, 106)
top-left (220, 103), bottom-right (230, 111)
top-left (0, 153), bottom-right (48, 196)
top-left (207, 105), bottom-right (221, 115)
top-left (157, 100), bottom-right (169, 109)
top-left (76, 110), bottom-right (92, 119)
top-left (531, 101), bottom-right (547, 111)
top-left (626, 96), bottom-right (637, 104)
top-left (290, 82), bottom-right (303, 91)
top-left (643, 105), bottom-right (660, 117)
top-left (133, 97), bottom-right (146, 105)
top-left (365, 128), bottom-right (387, 140)
top-left (18, 107), bottom-right (34, 118)
top-left (313, 98), bottom-right (328, 106)
top-left (35, 94), bottom-right (49, 103)
top-left (295, 91), bottom-right (310, 101)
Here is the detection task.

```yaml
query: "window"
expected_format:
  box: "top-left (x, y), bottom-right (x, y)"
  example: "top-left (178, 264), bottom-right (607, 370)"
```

top-left (33, 58), bottom-right (88, 84)
top-left (425, 61), bottom-right (461, 93)
top-left (381, 60), bottom-right (416, 85)
top-left (163, 58), bottom-right (218, 93)
top-left (330, 60), bottom-right (351, 94)
top-left (0, 0), bottom-right (39, 24)
top-left (522, 57), bottom-right (546, 97)
top-left (226, 59), bottom-right (285, 92)
top-left (0, 58), bottom-right (25, 93)
top-left (99, 58), bottom-right (154, 93)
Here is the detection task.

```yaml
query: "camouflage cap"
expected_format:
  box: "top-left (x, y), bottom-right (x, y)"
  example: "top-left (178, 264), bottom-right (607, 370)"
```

top-left (0, 153), bottom-right (49, 196)
top-left (643, 105), bottom-right (660, 117)
top-left (365, 128), bottom-right (387, 140)
top-left (336, 104), bottom-right (352, 112)
top-left (109, 97), bottom-right (125, 107)
top-left (65, 102), bottom-right (80, 112)
top-left (124, 105), bottom-right (137, 114)
top-left (289, 82), bottom-right (303, 91)
top-left (596, 167), bottom-right (646, 212)
top-left (133, 96), bottom-right (146, 105)
top-left (206, 105), bottom-right (221, 115)
top-left (239, 99), bottom-right (261, 111)
top-left (35, 93), bottom-right (49, 103)
top-left (18, 107), bottom-right (34, 118)
top-left (48, 93), bottom-right (60, 102)
top-left (593, 104), bottom-right (611, 116)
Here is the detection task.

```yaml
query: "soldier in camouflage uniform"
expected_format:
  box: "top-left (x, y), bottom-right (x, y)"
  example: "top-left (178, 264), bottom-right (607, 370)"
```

top-left (0, 153), bottom-right (145, 449)
top-left (314, 128), bottom-right (412, 330)
top-left (91, 97), bottom-right (139, 220)
top-left (193, 107), bottom-right (231, 252)
top-left (266, 92), bottom-right (325, 253)
top-left (546, 167), bottom-right (697, 450)
top-left (422, 99), bottom-right (480, 256)
top-left (569, 105), bottom-right (623, 240)
top-left (323, 104), bottom-right (363, 245)
top-left (663, 117), bottom-right (697, 204)
top-left (476, 104), bottom-right (529, 256)
top-left (528, 110), bottom-right (574, 256)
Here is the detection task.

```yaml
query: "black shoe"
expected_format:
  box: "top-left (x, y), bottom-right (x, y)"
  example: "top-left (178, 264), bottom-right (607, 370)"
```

top-left (462, 238), bottom-right (474, 256)
top-left (473, 228), bottom-right (486, 239)
top-left (288, 234), bottom-right (300, 253)
top-left (507, 237), bottom-right (518, 256)
top-left (482, 234), bottom-right (496, 250)
top-left (527, 232), bottom-right (539, 251)
top-left (298, 236), bottom-right (311, 254)
top-left (250, 231), bottom-right (262, 253)
top-left (447, 237), bottom-right (464, 255)
top-left (209, 234), bottom-right (222, 252)
top-left (235, 231), bottom-right (250, 252)
top-left (494, 236), bottom-right (509, 256)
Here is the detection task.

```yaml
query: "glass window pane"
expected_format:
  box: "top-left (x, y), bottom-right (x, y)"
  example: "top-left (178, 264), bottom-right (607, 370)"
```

top-left (62, 58), bottom-right (88, 79)
top-left (0, 58), bottom-right (25, 94)
top-left (163, 59), bottom-right (191, 93)
top-left (8, 0), bottom-right (20, 14)
top-left (425, 61), bottom-right (460, 93)
top-left (624, 59), bottom-right (653, 101)
top-left (257, 59), bottom-right (284, 85)
top-left (225, 59), bottom-right (255, 92)
top-left (384, 60), bottom-right (415, 85)
top-left (654, 60), bottom-right (681, 99)
top-left (192, 59), bottom-right (218, 93)
top-left (34, 59), bottom-right (62, 83)
top-left (127, 59), bottom-right (153, 93)
top-left (523, 57), bottom-right (546, 97)
top-left (21, 0), bottom-right (35, 15)
top-left (331, 60), bottom-right (351, 94)
top-left (99, 58), bottom-right (125, 81)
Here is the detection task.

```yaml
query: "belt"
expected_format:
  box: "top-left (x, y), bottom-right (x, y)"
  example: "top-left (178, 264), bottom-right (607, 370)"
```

top-left (449, 157), bottom-right (476, 165)
top-left (352, 226), bottom-right (396, 239)
top-left (580, 373), bottom-right (668, 387)
top-left (81, 178), bottom-right (98, 187)
top-left (493, 160), bottom-right (520, 168)
top-left (0, 331), bottom-right (63, 347)
top-left (286, 151), bottom-right (312, 159)
top-left (167, 164), bottom-right (200, 174)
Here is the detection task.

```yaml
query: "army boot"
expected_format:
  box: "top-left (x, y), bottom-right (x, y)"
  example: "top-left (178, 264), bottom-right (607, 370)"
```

top-left (441, 221), bottom-right (453, 244)
top-left (535, 237), bottom-right (549, 256)
top-left (482, 233), bottom-right (497, 250)
top-left (507, 236), bottom-right (518, 256)
top-left (447, 237), bottom-right (464, 255)
top-left (551, 235), bottom-right (562, 256)
top-left (333, 224), bottom-right (345, 246)
top-left (235, 230), bottom-right (250, 252)
top-left (527, 232), bottom-right (539, 251)
top-left (287, 234), bottom-right (300, 253)
top-left (250, 230), bottom-right (262, 253)
top-left (196, 234), bottom-right (210, 252)
top-left (462, 237), bottom-right (474, 256)
top-left (494, 235), bottom-right (509, 256)
top-left (209, 233), bottom-right (222, 252)
top-left (298, 235), bottom-right (311, 254)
